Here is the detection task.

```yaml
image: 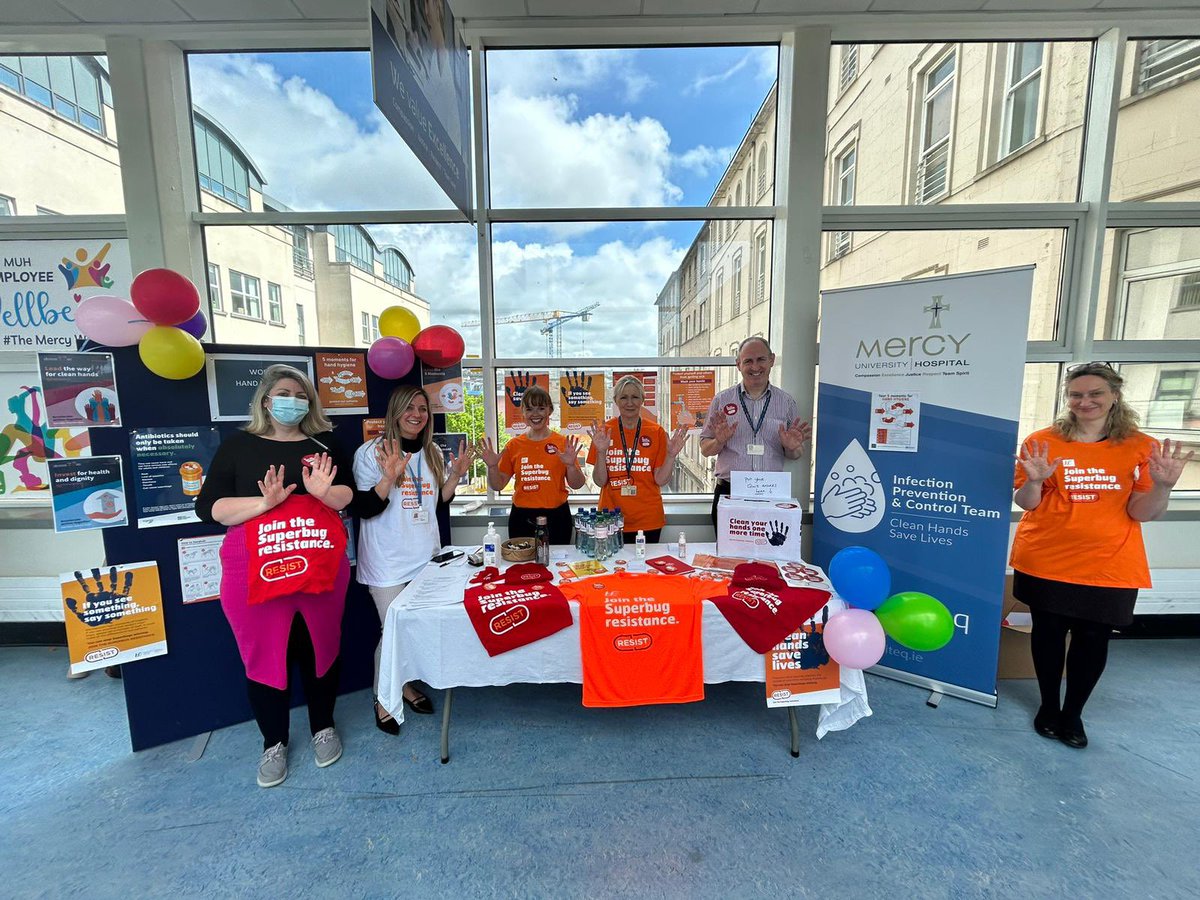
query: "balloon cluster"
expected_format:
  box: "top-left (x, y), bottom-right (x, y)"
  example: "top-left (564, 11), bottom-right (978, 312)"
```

top-left (367, 305), bottom-right (465, 379)
top-left (822, 546), bottom-right (955, 670)
top-left (75, 268), bottom-right (206, 380)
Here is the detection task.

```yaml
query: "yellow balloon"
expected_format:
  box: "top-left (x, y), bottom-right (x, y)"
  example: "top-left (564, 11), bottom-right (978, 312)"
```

top-left (138, 326), bottom-right (205, 380)
top-left (379, 305), bottom-right (421, 341)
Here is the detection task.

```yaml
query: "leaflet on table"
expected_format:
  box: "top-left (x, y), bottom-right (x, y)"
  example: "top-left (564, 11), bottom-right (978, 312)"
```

top-left (315, 352), bottom-right (368, 414)
top-left (765, 613), bottom-right (842, 708)
top-left (399, 554), bottom-right (472, 608)
top-left (177, 535), bottom-right (223, 604)
top-left (47, 455), bottom-right (127, 533)
top-left (129, 426), bottom-right (221, 528)
top-left (60, 561), bottom-right (167, 675)
top-left (37, 351), bottom-right (121, 428)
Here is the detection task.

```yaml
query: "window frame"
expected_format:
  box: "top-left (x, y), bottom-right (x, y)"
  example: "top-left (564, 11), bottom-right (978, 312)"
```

top-left (228, 269), bottom-right (263, 320)
top-left (1000, 41), bottom-right (1045, 158)
top-left (915, 48), bottom-right (958, 204)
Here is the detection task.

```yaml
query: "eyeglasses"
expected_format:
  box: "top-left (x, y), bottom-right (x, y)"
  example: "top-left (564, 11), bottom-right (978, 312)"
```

top-left (1066, 360), bottom-right (1117, 374)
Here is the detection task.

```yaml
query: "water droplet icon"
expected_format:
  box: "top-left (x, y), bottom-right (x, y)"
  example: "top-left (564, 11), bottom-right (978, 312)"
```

top-left (820, 439), bottom-right (885, 533)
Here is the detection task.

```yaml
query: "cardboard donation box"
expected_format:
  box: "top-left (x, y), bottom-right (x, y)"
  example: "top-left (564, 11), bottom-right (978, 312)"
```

top-left (716, 496), bottom-right (803, 563)
top-left (998, 574), bottom-right (1066, 679)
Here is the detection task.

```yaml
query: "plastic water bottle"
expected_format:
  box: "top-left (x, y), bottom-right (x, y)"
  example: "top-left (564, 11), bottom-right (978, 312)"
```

top-left (483, 521), bottom-right (498, 567)
top-left (677, 531), bottom-right (688, 561)
top-left (615, 509), bottom-right (625, 548)
top-left (595, 514), bottom-right (610, 560)
top-left (635, 530), bottom-right (647, 560)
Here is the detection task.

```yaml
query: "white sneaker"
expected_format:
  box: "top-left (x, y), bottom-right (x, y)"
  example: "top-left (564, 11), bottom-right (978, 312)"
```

top-left (312, 727), bottom-right (343, 768)
top-left (257, 742), bottom-right (288, 788)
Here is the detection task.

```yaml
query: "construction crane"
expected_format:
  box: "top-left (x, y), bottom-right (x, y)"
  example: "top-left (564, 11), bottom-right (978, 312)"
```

top-left (461, 303), bottom-right (600, 357)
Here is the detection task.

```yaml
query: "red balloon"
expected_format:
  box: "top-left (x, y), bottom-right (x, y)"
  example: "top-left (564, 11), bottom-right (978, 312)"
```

top-left (130, 268), bottom-right (201, 326)
top-left (412, 325), bottom-right (465, 368)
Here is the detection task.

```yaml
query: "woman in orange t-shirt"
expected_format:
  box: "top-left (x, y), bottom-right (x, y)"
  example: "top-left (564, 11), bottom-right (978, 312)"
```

top-left (587, 375), bottom-right (689, 544)
top-left (480, 385), bottom-right (585, 544)
top-left (1011, 362), bottom-right (1192, 750)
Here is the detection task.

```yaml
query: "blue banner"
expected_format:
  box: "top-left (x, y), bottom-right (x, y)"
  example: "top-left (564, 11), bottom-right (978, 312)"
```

top-left (814, 267), bottom-right (1034, 700)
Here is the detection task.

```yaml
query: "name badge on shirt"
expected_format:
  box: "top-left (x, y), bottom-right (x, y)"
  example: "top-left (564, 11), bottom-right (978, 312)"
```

top-left (412, 510), bottom-right (430, 524)
top-left (620, 485), bottom-right (638, 497)
top-left (747, 443), bottom-right (765, 456)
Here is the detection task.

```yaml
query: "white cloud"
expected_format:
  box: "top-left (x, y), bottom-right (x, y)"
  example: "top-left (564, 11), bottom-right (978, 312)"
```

top-left (687, 47), bottom-right (778, 96)
top-left (487, 89), bottom-right (682, 209)
top-left (486, 49), bottom-right (654, 104)
top-left (674, 144), bottom-right (735, 177)
top-left (686, 55), bottom-right (750, 96)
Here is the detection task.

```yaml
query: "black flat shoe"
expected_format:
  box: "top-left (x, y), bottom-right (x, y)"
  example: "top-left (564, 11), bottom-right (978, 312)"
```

top-left (1034, 707), bottom-right (1060, 739)
top-left (374, 704), bottom-right (400, 736)
top-left (1058, 718), bottom-right (1088, 749)
top-left (403, 690), bottom-right (435, 715)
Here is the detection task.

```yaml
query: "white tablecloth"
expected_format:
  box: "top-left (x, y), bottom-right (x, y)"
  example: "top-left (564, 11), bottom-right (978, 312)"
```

top-left (378, 543), bottom-right (871, 739)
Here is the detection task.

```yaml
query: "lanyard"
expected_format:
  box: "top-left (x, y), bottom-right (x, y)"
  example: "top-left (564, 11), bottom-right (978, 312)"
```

top-left (413, 451), bottom-right (424, 505)
top-left (618, 418), bottom-right (642, 478)
top-left (739, 388), bottom-right (772, 438)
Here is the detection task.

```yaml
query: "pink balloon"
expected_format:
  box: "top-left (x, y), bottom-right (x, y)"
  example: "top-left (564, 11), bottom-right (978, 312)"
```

top-left (130, 268), bottom-right (200, 326)
top-left (176, 309), bottom-right (208, 340)
top-left (367, 336), bottom-right (415, 379)
top-left (75, 295), bottom-right (153, 347)
top-left (823, 609), bottom-right (887, 670)
top-left (412, 325), bottom-right (465, 368)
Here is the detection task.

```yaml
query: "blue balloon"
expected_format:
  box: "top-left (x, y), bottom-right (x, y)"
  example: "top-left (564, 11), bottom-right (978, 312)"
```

top-left (827, 546), bottom-right (892, 610)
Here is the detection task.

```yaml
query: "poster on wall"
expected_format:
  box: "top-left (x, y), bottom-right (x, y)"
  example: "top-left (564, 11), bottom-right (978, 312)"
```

top-left (764, 612), bottom-right (842, 708)
top-left (422, 362), bottom-right (464, 414)
top-left (0, 372), bottom-right (91, 501)
top-left (504, 370), bottom-right (548, 435)
top-left (558, 370), bottom-right (605, 434)
top-left (814, 267), bottom-right (1034, 701)
top-left (60, 562), bottom-right (167, 674)
top-left (37, 352), bottom-right (121, 427)
top-left (205, 353), bottom-right (313, 422)
top-left (178, 535), bottom-right (224, 604)
top-left (669, 370), bottom-right (715, 432)
top-left (0, 239), bottom-right (132, 352)
top-left (433, 432), bottom-right (469, 486)
top-left (129, 426), bottom-right (221, 528)
top-left (612, 370), bottom-right (659, 423)
top-left (315, 352), bottom-right (368, 415)
top-left (362, 417), bottom-right (386, 443)
top-left (369, 0), bottom-right (472, 215)
top-left (47, 455), bottom-right (127, 533)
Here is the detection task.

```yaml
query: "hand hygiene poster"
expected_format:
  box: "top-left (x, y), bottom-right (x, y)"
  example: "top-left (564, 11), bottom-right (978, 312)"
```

top-left (504, 371), bottom-right (548, 435)
top-left (60, 562), bottom-right (167, 674)
top-left (814, 268), bottom-right (1033, 699)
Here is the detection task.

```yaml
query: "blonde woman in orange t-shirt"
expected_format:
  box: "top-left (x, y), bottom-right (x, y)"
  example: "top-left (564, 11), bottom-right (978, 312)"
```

top-left (479, 385), bottom-right (585, 544)
top-left (1011, 362), bottom-right (1192, 750)
top-left (587, 375), bottom-right (689, 544)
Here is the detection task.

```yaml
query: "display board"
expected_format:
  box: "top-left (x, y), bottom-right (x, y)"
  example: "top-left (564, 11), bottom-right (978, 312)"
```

top-left (93, 343), bottom-right (447, 751)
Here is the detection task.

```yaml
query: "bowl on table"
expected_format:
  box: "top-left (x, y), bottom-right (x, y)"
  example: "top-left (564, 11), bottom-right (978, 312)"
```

top-left (501, 538), bottom-right (536, 562)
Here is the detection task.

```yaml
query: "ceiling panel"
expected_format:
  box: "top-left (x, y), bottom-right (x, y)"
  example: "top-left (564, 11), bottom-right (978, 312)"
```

top-left (868, 0), bottom-right (988, 10)
top-left (643, 0), bottom-right (759, 12)
top-left (526, 0), bottom-right (643, 15)
top-left (172, 0), bottom-right (304, 21)
top-left (1095, 0), bottom-right (1200, 7)
top-left (754, 0), bottom-right (872, 12)
top-left (289, 0), bottom-right (369, 17)
top-left (1, 1), bottom-right (82, 23)
top-left (446, 0), bottom-right (530, 15)
top-left (55, 0), bottom-right (193, 22)
top-left (980, 0), bottom-right (1100, 9)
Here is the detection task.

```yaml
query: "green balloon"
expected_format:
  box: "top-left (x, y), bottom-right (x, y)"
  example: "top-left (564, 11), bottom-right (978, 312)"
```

top-left (875, 591), bottom-right (954, 651)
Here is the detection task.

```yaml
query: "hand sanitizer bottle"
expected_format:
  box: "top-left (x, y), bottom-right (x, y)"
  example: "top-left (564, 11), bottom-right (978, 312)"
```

top-left (483, 521), bottom-right (498, 567)
top-left (677, 531), bottom-right (688, 561)
top-left (635, 530), bottom-right (647, 560)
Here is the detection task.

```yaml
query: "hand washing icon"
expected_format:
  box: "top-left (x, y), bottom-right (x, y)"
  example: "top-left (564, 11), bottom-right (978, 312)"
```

top-left (820, 439), bottom-right (885, 533)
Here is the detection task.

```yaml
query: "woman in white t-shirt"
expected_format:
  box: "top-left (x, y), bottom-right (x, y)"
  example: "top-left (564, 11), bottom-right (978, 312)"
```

top-left (355, 385), bottom-right (472, 735)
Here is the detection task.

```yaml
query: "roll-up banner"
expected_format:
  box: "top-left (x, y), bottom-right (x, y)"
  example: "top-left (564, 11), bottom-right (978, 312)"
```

top-left (814, 267), bottom-right (1033, 703)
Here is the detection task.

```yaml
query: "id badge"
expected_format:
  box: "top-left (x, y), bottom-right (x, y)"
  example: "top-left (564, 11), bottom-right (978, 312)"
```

top-left (620, 485), bottom-right (638, 497)
top-left (412, 510), bottom-right (430, 524)
top-left (747, 443), bottom-right (765, 456)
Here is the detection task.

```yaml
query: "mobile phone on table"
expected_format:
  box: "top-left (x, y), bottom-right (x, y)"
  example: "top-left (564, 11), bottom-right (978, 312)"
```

top-left (431, 550), bottom-right (462, 564)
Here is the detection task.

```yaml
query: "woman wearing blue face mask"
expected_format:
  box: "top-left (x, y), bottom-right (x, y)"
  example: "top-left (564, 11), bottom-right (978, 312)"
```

top-left (197, 364), bottom-right (360, 789)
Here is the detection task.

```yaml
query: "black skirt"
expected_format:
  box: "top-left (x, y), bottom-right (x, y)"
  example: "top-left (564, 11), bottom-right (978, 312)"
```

top-left (1012, 570), bottom-right (1139, 628)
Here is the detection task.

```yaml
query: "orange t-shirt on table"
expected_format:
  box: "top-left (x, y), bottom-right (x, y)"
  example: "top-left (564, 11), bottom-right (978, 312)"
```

top-left (499, 433), bottom-right (572, 508)
top-left (585, 418), bottom-right (668, 532)
top-left (1009, 427), bottom-right (1157, 589)
top-left (560, 572), bottom-right (706, 708)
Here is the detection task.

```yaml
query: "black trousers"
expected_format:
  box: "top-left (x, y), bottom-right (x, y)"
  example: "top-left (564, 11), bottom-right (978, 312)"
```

top-left (245, 613), bottom-right (340, 750)
top-left (508, 501), bottom-right (574, 546)
top-left (623, 528), bottom-right (661, 545)
top-left (710, 478), bottom-right (732, 530)
top-left (1029, 608), bottom-right (1113, 722)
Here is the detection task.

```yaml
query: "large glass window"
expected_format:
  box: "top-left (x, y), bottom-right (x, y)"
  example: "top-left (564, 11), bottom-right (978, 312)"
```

top-left (268, 282), bottom-right (284, 325)
top-left (1003, 42), bottom-right (1043, 157)
top-left (1111, 38), bottom-right (1200, 202)
top-left (0, 54), bottom-right (107, 134)
top-left (917, 51), bottom-right (956, 203)
top-left (331, 224), bottom-right (375, 273)
top-left (1113, 363), bottom-right (1200, 490)
top-left (229, 270), bottom-right (262, 319)
top-left (485, 46), bottom-right (779, 208)
top-left (193, 114), bottom-right (255, 210)
top-left (381, 248), bottom-right (413, 290)
top-left (187, 51), bottom-right (453, 211)
top-left (1097, 228), bottom-right (1200, 341)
